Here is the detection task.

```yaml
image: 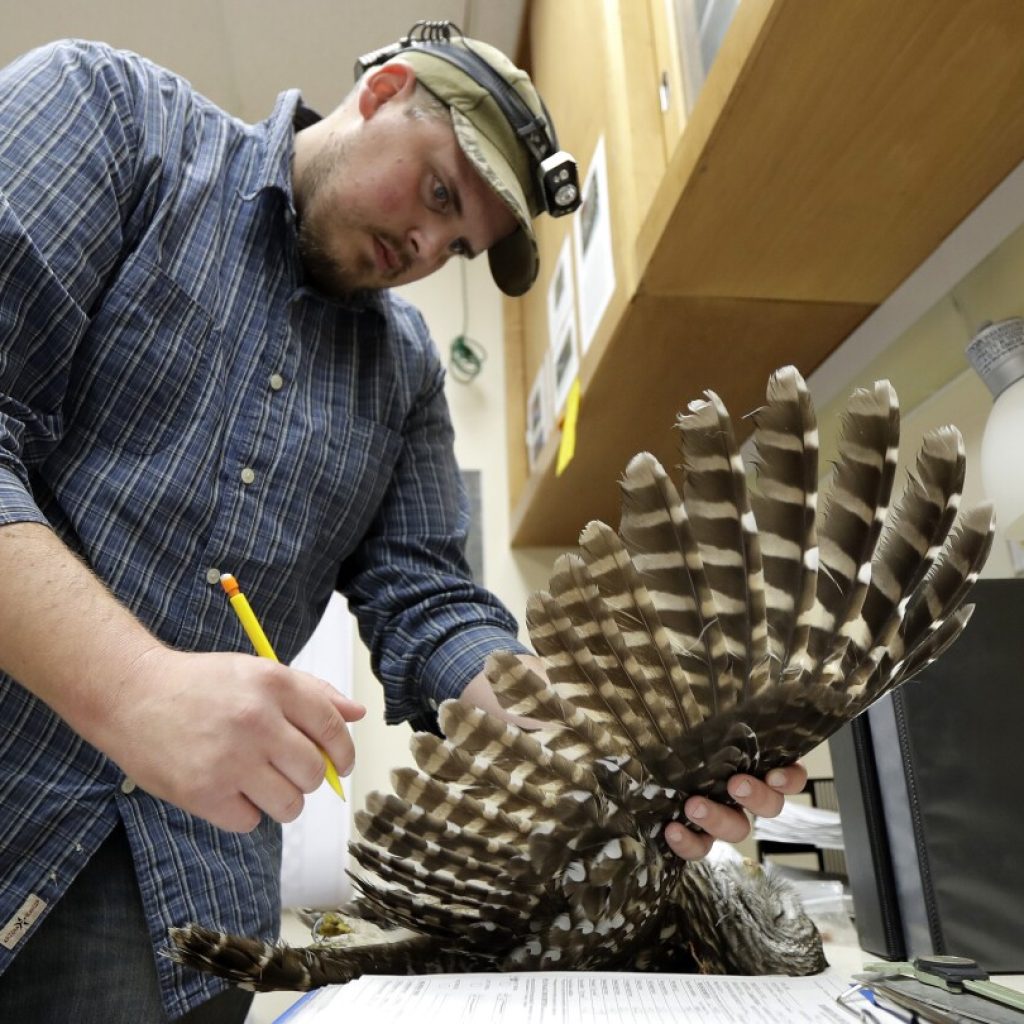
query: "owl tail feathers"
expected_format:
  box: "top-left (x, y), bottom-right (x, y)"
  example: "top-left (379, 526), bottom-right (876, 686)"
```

top-left (167, 924), bottom-right (473, 992)
top-left (167, 925), bottom-right (356, 991)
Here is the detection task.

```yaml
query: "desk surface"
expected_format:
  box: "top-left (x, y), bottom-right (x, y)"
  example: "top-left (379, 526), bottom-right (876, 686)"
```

top-left (248, 926), bottom-right (1024, 1023)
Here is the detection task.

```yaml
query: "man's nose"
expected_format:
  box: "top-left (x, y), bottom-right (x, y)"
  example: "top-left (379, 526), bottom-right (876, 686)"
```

top-left (408, 220), bottom-right (453, 266)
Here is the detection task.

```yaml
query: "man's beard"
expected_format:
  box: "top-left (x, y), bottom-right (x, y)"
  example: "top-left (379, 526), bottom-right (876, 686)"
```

top-left (294, 134), bottom-right (406, 299)
top-left (296, 216), bottom-right (360, 299)
top-left (297, 203), bottom-right (411, 299)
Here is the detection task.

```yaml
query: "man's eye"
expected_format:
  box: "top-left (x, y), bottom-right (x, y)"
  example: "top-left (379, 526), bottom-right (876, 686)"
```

top-left (449, 238), bottom-right (469, 256)
top-left (432, 179), bottom-right (450, 207)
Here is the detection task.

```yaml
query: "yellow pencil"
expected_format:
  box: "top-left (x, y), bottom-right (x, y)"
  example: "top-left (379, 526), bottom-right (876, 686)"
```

top-left (220, 573), bottom-right (346, 801)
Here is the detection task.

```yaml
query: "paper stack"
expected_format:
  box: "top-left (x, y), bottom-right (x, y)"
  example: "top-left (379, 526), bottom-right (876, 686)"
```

top-left (754, 801), bottom-right (845, 850)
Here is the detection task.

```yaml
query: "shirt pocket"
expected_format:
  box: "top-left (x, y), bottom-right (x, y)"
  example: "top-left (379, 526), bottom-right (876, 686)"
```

top-left (306, 413), bottom-right (403, 560)
top-left (73, 260), bottom-right (217, 455)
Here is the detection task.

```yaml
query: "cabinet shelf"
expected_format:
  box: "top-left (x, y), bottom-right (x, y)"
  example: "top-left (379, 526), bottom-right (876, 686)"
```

top-left (507, 0), bottom-right (1024, 548)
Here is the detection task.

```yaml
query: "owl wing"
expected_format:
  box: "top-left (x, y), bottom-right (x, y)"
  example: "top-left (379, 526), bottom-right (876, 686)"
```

top-left (171, 365), bottom-right (993, 987)
top-left (346, 365), bottom-right (993, 966)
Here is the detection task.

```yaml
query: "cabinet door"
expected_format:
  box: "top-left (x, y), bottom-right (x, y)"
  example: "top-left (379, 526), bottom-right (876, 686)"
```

top-left (648, 0), bottom-right (689, 156)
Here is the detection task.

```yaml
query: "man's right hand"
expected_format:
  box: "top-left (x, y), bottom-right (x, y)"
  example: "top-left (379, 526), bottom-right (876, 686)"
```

top-left (0, 522), bottom-right (364, 833)
top-left (96, 647), bottom-right (365, 832)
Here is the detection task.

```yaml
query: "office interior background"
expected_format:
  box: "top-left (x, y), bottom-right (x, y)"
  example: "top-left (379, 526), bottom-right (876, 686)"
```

top-left (3, 2), bottom-right (1023, 1020)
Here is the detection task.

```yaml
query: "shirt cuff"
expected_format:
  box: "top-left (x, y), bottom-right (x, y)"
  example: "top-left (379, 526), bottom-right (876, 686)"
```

top-left (0, 466), bottom-right (49, 527)
top-left (399, 624), bottom-right (532, 730)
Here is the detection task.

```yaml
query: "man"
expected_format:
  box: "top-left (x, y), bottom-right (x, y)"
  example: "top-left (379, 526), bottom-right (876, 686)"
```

top-left (0, 32), bottom-right (804, 1022)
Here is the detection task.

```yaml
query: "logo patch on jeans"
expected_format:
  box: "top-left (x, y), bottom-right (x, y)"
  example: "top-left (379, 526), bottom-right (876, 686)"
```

top-left (1, 893), bottom-right (47, 949)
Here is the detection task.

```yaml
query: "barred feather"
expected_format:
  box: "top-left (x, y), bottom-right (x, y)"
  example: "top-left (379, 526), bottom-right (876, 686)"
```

top-left (748, 366), bottom-right (819, 674)
top-left (618, 452), bottom-right (725, 718)
top-left (527, 572), bottom-right (655, 754)
top-left (839, 425), bottom-right (966, 678)
top-left (577, 520), bottom-right (703, 735)
top-left (677, 391), bottom-right (770, 706)
top-left (804, 381), bottom-right (900, 684)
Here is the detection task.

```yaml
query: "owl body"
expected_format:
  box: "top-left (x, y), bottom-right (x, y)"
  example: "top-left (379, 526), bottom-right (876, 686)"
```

top-left (171, 367), bottom-right (992, 991)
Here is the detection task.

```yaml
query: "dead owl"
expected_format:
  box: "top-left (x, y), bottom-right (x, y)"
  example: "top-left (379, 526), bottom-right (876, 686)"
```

top-left (170, 365), bottom-right (993, 988)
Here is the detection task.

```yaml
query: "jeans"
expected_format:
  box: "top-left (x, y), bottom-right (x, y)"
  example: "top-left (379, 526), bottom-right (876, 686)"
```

top-left (0, 822), bottom-right (253, 1023)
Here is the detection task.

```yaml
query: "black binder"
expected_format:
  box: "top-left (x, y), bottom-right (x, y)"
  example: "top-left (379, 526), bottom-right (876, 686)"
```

top-left (830, 577), bottom-right (1024, 972)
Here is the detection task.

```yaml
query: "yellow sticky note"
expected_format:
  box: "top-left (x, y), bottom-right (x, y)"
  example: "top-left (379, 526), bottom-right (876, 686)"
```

top-left (555, 378), bottom-right (581, 477)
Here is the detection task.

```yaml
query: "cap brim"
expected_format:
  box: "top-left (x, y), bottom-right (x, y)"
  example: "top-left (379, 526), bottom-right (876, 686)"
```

top-left (450, 108), bottom-right (538, 297)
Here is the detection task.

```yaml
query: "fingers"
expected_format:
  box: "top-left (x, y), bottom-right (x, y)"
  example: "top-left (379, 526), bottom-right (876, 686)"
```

top-left (285, 670), bottom-right (363, 781)
top-left (244, 763), bottom-right (308, 825)
top-left (664, 796), bottom-right (756, 861)
top-left (329, 691), bottom-right (367, 723)
top-left (196, 792), bottom-right (265, 834)
top-left (666, 762), bottom-right (809, 861)
top-left (663, 821), bottom-right (715, 861)
top-left (685, 795), bottom-right (752, 845)
top-left (764, 762), bottom-right (808, 795)
top-left (665, 797), bottom-right (752, 861)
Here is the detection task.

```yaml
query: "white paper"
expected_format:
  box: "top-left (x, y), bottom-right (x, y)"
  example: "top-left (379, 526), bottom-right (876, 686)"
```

top-left (754, 802), bottom-right (845, 850)
top-left (274, 971), bottom-right (853, 1024)
top-left (280, 593), bottom-right (354, 908)
top-left (573, 136), bottom-right (615, 356)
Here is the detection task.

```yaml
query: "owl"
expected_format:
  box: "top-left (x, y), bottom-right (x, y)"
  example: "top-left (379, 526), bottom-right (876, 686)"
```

top-left (170, 366), bottom-right (993, 988)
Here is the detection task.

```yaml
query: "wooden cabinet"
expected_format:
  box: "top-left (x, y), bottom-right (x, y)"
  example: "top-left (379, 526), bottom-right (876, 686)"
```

top-left (505, 1), bottom-right (667, 481)
top-left (647, 0), bottom-right (689, 158)
top-left (505, 0), bottom-right (1024, 547)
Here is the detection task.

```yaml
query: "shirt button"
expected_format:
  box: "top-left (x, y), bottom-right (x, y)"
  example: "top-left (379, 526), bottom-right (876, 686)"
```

top-left (240, 467), bottom-right (256, 485)
top-left (269, 372), bottom-right (284, 391)
top-left (206, 567), bottom-right (221, 585)
top-left (120, 777), bottom-right (137, 795)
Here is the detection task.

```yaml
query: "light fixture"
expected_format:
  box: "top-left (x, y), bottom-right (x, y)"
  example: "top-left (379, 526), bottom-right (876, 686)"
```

top-left (966, 318), bottom-right (1024, 541)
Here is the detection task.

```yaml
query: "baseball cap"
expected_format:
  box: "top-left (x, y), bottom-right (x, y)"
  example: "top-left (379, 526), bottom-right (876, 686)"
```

top-left (395, 38), bottom-right (552, 297)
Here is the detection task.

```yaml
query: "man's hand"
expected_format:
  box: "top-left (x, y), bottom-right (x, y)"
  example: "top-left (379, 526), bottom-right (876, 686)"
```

top-left (97, 647), bottom-right (366, 833)
top-left (663, 763), bottom-right (808, 860)
top-left (0, 522), bottom-right (366, 834)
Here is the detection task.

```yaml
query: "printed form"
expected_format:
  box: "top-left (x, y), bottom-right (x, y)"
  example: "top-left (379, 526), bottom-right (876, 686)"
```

top-left (275, 971), bottom-right (853, 1024)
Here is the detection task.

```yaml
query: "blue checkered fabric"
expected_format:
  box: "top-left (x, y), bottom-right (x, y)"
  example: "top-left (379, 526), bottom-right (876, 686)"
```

top-left (0, 40), bottom-right (525, 1017)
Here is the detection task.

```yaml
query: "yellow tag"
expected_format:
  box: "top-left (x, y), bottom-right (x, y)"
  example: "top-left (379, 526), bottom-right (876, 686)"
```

top-left (556, 378), bottom-right (581, 477)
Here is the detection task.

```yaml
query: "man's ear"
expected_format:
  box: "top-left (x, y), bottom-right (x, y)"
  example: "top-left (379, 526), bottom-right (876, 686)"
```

top-left (357, 60), bottom-right (417, 119)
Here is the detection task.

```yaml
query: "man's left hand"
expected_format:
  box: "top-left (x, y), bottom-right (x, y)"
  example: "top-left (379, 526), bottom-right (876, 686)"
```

top-left (663, 763), bottom-right (808, 861)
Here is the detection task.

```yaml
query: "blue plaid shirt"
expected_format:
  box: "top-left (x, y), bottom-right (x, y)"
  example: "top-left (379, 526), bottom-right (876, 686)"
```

top-left (0, 40), bottom-right (526, 1016)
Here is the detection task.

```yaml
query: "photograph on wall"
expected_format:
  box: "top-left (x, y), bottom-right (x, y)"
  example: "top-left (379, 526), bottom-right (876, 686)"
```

top-left (551, 316), bottom-right (579, 416)
top-left (546, 235), bottom-right (580, 418)
top-left (525, 351), bottom-right (554, 472)
top-left (546, 236), bottom-right (575, 342)
top-left (573, 135), bottom-right (615, 356)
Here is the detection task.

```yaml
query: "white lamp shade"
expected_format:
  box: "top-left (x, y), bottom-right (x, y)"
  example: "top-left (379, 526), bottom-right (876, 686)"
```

top-left (980, 375), bottom-right (1024, 542)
